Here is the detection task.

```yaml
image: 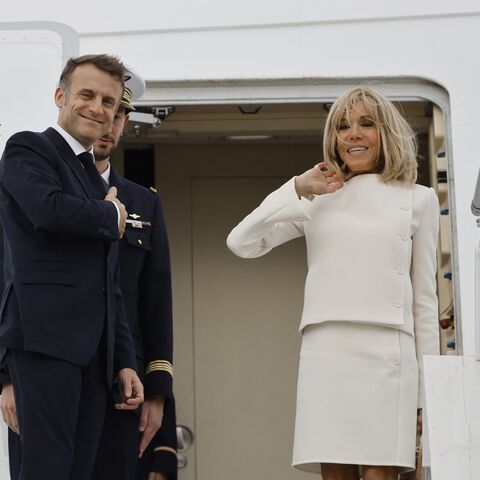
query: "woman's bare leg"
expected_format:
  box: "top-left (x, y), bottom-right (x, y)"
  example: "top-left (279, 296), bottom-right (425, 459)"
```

top-left (321, 463), bottom-right (359, 480)
top-left (362, 465), bottom-right (399, 480)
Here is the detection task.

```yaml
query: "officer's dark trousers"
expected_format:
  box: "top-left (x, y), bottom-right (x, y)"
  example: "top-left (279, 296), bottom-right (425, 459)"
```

top-left (6, 346), bottom-right (107, 480)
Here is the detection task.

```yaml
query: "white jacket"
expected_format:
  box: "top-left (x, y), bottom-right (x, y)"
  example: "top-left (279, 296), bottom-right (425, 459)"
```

top-left (227, 174), bottom-right (440, 405)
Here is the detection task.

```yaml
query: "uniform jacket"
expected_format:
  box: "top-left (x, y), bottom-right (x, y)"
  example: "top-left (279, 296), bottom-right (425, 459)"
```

top-left (110, 168), bottom-right (176, 474)
top-left (227, 174), bottom-right (440, 405)
top-left (0, 128), bottom-right (136, 384)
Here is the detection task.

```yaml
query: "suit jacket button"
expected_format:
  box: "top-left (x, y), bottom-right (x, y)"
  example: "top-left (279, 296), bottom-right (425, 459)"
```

top-left (393, 299), bottom-right (402, 308)
top-left (400, 205), bottom-right (410, 211)
top-left (394, 266), bottom-right (404, 275)
top-left (101, 286), bottom-right (106, 293)
top-left (399, 233), bottom-right (409, 241)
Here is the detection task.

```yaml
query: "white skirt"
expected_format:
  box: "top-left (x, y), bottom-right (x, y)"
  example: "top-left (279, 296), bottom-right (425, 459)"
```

top-left (292, 321), bottom-right (418, 475)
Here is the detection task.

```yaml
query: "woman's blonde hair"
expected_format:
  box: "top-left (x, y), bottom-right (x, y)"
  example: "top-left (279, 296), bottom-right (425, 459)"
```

top-left (323, 87), bottom-right (418, 184)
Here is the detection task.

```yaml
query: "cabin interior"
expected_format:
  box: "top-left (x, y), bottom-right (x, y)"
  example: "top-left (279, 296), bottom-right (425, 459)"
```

top-left (111, 101), bottom-right (454, 480)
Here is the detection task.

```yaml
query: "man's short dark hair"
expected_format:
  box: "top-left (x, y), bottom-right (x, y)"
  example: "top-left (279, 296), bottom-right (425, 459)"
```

top-left (59, 54), bottom-right (125, 92)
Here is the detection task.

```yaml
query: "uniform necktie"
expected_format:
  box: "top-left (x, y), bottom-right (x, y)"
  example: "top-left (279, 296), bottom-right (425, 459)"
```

top-left (77, 152), bottom-right (106, 200)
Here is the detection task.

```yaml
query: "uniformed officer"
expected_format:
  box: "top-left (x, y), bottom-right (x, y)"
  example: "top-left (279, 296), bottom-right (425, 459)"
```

top-left (91, 69), bottom-right (177, 480)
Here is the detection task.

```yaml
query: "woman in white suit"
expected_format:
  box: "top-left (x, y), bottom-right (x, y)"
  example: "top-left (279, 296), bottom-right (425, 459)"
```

top-left (227, 87), bottom-right (439, 480)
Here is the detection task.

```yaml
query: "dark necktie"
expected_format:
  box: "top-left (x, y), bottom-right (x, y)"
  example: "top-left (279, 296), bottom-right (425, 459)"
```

top-left (101, 177), bottom-right (109, 191)
top-left (77, 152), bottom-right (106, 199)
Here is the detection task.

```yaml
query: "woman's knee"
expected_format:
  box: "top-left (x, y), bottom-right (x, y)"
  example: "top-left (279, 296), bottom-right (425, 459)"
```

top-left (321, 463), bottom-right (359, 480)
top-left (362, 465), bottom-right (399, 480)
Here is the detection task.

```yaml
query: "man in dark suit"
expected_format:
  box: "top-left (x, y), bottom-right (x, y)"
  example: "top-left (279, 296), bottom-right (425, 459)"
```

top-left (92, 72), bottom-right (177, 480)
top-left (0, 54), bottom-right (143, 480)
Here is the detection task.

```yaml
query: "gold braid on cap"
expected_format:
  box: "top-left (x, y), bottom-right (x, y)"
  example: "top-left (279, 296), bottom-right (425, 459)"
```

top-left (120, 86), bottom-right (135, 111)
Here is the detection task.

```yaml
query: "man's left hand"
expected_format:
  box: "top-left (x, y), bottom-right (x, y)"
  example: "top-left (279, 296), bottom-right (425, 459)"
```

top-left (114, 368), bottom-right (144, 410)
top-left (148, 472), bottom-right (167, 480)
top-left (138, 395), bottom-right (165, 457)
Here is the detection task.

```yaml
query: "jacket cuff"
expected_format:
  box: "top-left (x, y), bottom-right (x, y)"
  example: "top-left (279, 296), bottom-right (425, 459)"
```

top-left (113, 350), bottom-right (137, 376)
top-left (0, 372), bottom-right (9, 395)
top-left (0, 349), bottom-right (10, 394)
top-left (144, 364), bottom-right (173, 398)
top-left (151, 447), bottom-right (178, 480)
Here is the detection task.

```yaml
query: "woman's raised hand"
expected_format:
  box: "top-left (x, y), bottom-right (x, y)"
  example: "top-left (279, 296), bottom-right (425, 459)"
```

top-left (294, 162), bottom-right (343, 198)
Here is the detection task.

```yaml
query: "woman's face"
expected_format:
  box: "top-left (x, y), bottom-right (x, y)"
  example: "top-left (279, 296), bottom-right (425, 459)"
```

top-left (335, 101), bottom-right (380, 174)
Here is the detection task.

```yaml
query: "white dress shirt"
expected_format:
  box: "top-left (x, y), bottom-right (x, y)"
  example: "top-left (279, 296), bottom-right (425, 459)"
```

top-left (52, 124), bottom-right (120, 224)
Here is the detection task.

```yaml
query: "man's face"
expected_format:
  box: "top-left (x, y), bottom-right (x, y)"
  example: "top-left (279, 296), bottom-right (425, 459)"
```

top-left (55, 64), bottom-right (123, 149)
top-left (94, 109), bottom-right (128, 160)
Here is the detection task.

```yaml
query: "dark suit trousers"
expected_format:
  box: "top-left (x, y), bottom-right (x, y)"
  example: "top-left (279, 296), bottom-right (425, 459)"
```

top-left (92, 402), bottom-right (139, 480)
top-left (6, 346), bottom-right (107, 480)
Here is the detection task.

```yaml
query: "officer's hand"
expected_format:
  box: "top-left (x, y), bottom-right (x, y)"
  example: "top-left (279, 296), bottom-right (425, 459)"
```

top-left (1, 381), bottom-right (19, 434)
top-left (138, 395), bottom-right (165, 457)
top-left (105, 186), bottom-right (127, 238)
top-left (148, 472), bottom-right (167, 480)
top-left (115, 368), bottom-right (144, 410)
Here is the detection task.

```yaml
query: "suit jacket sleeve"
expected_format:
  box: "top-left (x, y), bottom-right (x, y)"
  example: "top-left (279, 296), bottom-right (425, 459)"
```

top-left (141, 195), bottom-right (174, 398)
top-left (411, 187), bottom-right (440, 408)
top-left (0, 227), bottom-right (7, 391)
top-left (149, 395), bottom-right (178, 479)
top-left (1, 132), bottom-right (119, 240)
top-left (227, 177), bottom-right (310, 258)
top-left (113, 260), bottom-right (137, 373)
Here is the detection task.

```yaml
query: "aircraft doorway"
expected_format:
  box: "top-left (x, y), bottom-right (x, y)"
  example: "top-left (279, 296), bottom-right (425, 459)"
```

top-left (112, 100), bottom-right (454, 480)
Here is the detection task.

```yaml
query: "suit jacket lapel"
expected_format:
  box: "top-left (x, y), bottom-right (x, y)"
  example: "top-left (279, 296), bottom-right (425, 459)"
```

top-left (43, 128), bottom-right (95, 198)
